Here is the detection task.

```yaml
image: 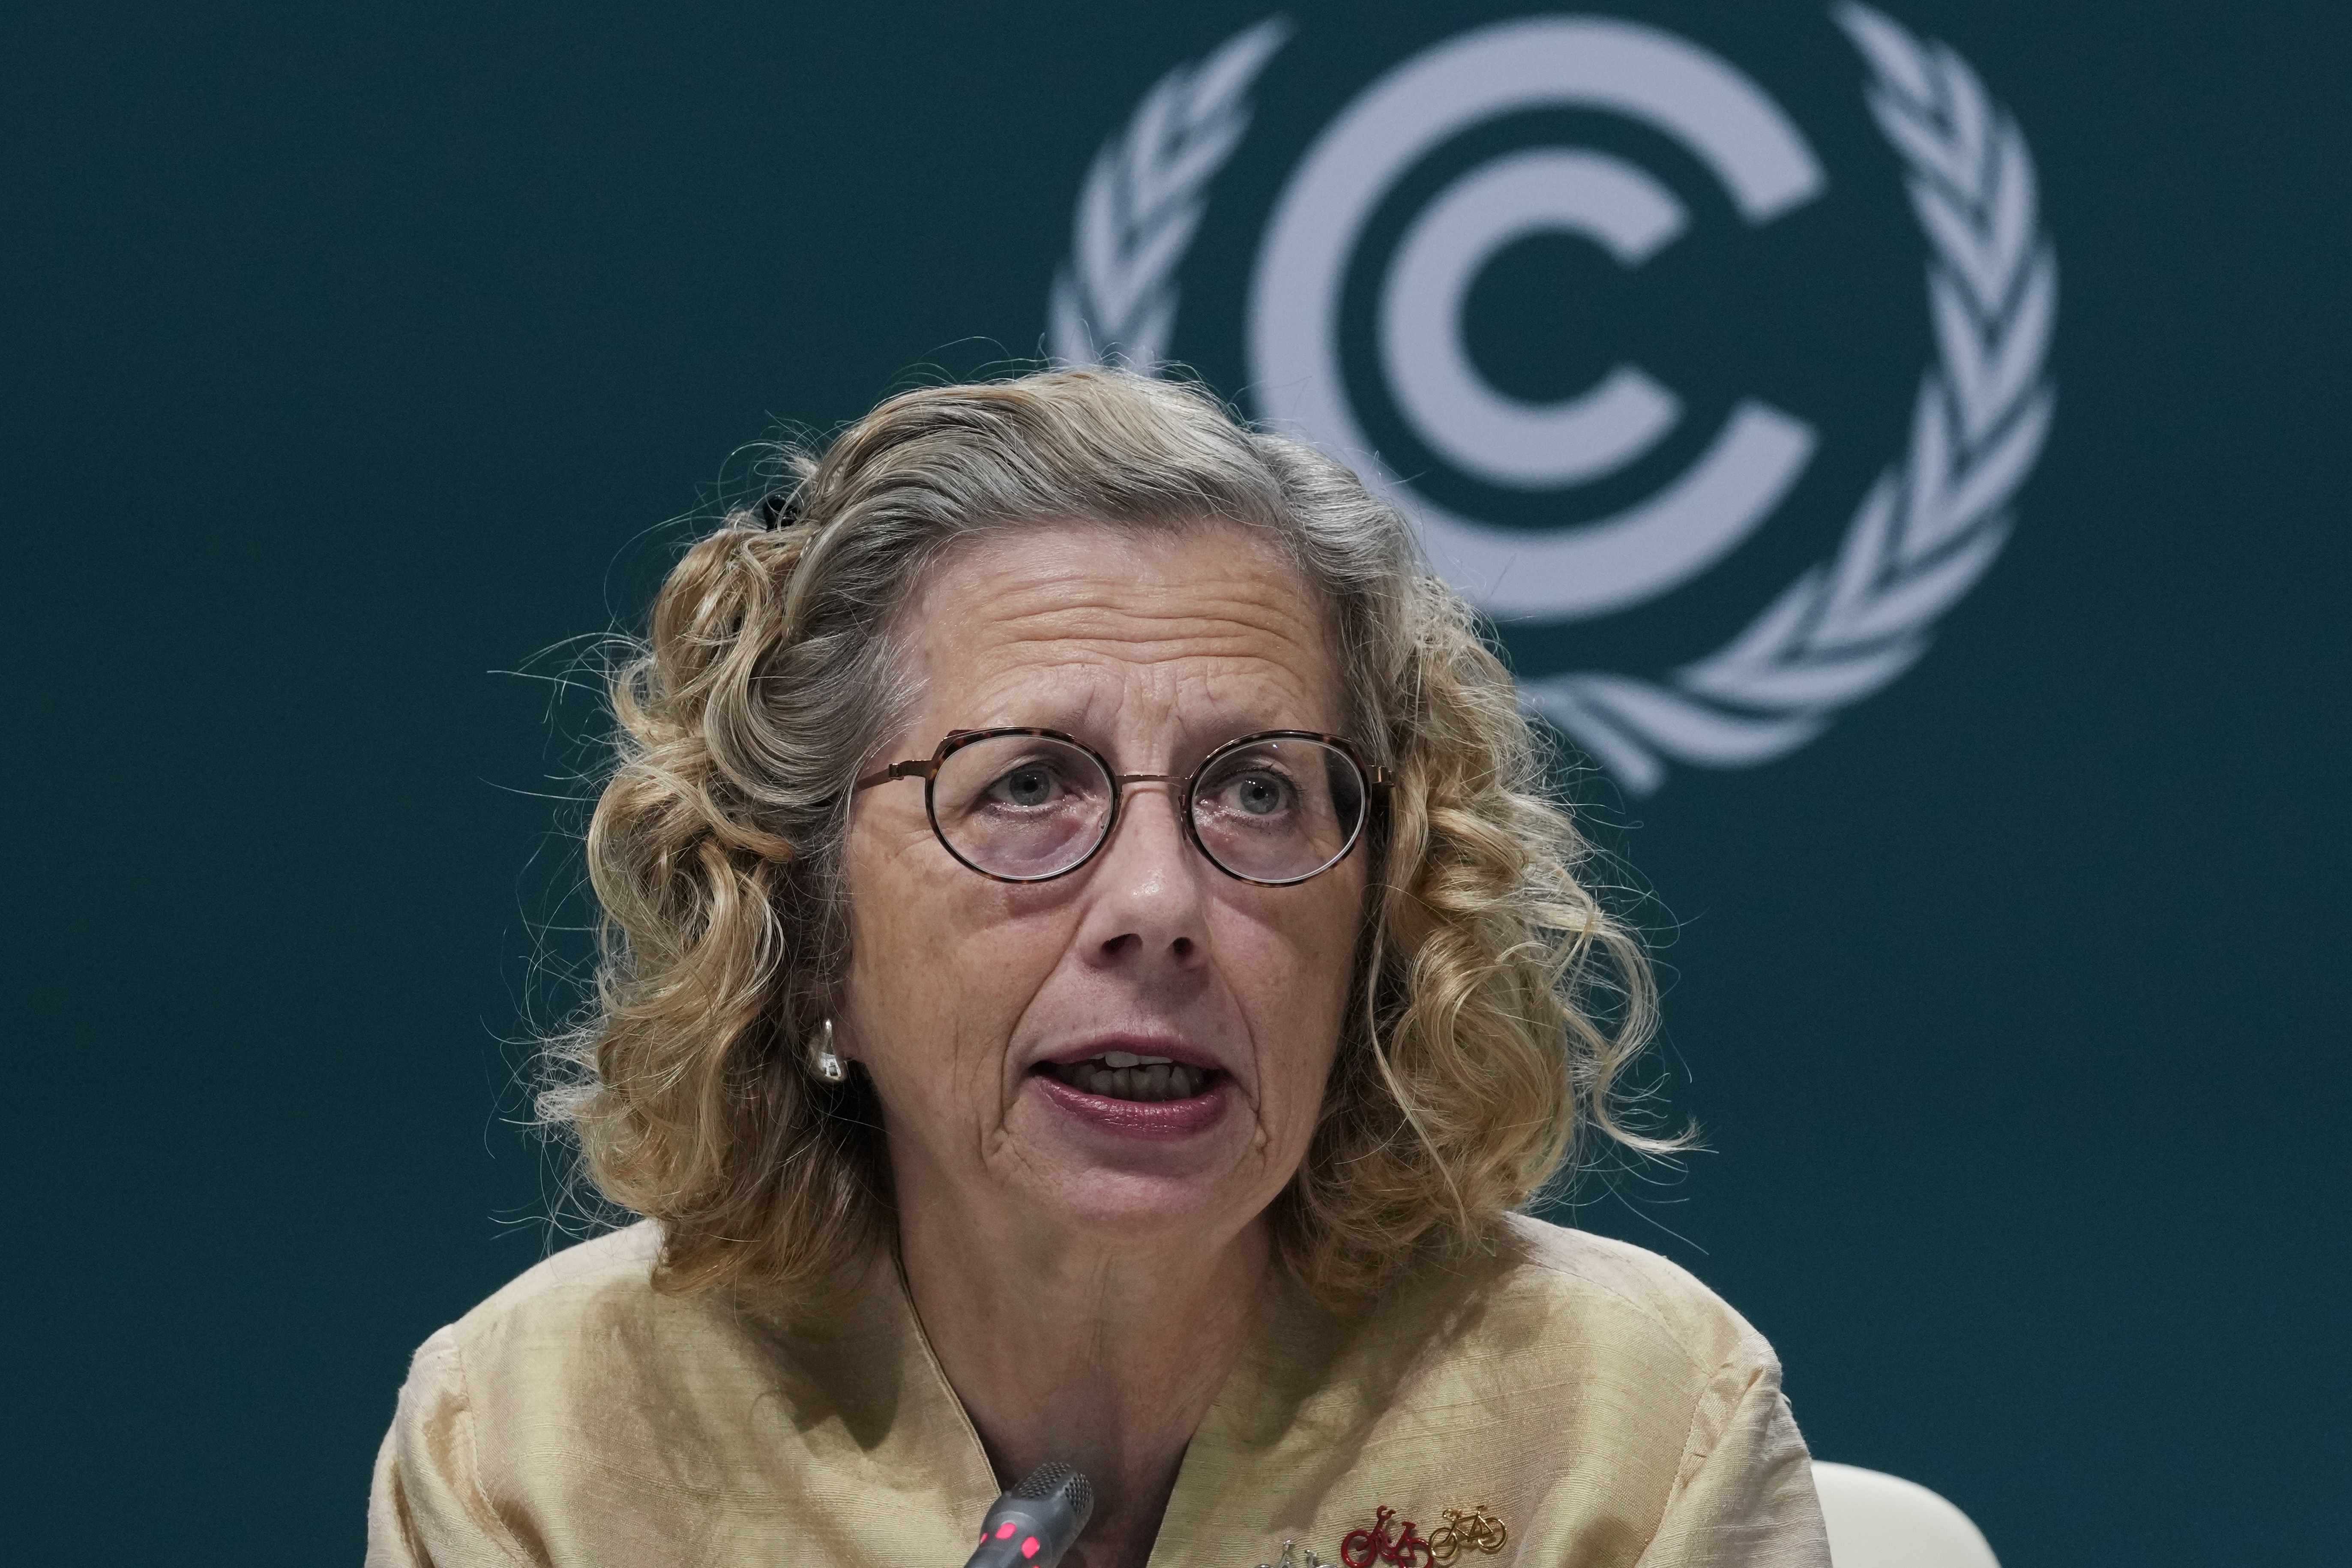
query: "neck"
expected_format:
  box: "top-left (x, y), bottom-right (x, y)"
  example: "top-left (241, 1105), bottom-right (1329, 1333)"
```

top-left (897, 1190), bottom-right (1270, 1568)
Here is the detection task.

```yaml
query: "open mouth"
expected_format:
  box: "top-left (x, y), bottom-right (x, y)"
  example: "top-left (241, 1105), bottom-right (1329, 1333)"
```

top-left (1040, 1051), bottom-right (1216, 1102)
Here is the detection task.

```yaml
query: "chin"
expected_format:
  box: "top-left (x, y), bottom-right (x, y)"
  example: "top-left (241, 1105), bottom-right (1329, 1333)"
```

top-left (1023, 1163), bottom-right (1271, 1247)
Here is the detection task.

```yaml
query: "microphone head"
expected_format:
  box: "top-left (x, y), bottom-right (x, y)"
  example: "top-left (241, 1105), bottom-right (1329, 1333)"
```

top-left (964, 1462), bottom-right (1095, 1568)
top-left (1011, 1461), bottom-right (1094, 1515)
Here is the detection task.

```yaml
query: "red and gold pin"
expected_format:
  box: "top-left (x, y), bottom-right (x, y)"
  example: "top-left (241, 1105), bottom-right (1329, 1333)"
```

top-left (1425, 1505), bottom-right (1508, 1563)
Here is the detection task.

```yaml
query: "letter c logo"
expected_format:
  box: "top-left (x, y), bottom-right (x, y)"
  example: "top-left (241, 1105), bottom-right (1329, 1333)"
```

top-left (1250, 17), bottom-right (1828, 621)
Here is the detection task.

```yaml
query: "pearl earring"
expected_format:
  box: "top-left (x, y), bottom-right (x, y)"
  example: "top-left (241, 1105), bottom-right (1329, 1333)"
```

top-left (811, 1018), bottom-right (846, 1084)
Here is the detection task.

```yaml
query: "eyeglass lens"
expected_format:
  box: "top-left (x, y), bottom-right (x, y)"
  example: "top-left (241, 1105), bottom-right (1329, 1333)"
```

top-left (1192, 736), bottom-right (1364, 882)
top-left (927, 733), bottom-right (1367, 883)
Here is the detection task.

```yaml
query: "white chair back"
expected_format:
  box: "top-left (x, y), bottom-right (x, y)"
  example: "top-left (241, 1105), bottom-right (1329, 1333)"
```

top-left (1811, 1463), bottom-right (1999, 1568)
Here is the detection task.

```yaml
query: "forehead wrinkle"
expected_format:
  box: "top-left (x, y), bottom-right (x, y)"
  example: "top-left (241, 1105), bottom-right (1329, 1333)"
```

top-left (896, 523), bottom-right (1345, 739)
top-left (964, 612), bottom-right (1324, 679)
top-left (958, 648), bottom-right (1329, 735)
top-left (972, 575), bottom-right (1325, 659)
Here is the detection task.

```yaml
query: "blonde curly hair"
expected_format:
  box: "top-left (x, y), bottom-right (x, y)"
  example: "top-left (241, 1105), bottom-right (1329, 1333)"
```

top-left (543, 369), bottom-right (1662, 1301)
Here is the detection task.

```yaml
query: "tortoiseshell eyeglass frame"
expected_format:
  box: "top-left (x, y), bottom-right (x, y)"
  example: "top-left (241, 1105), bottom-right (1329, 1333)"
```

top-left (852, 726), bottom-right (1392, 887)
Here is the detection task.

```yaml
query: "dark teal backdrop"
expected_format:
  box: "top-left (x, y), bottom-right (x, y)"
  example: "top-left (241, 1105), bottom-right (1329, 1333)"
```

top-left (4, 3), bottom-right (2346, 1562)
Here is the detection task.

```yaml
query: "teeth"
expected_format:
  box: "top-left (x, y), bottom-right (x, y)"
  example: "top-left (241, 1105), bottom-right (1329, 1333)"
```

top-left (1052, 1060), bottom-right (1208, 1101)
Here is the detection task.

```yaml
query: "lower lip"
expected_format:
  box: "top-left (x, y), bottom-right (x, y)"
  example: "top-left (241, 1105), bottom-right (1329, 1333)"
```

top-left (1031, 1071), bottom-right (1231, 1139)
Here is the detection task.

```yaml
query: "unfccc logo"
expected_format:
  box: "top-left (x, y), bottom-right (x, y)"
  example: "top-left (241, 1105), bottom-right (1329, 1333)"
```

top-left (1254, 19), bottom-right (1825, 624)
top-left (1049, 8), bottom-right (2056, 792)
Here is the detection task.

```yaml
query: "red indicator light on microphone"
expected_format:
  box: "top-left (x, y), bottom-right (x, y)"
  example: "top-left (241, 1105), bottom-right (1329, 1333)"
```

top-left (995, 1520), bottom-right (1018, 1540)
top-left (1022, 1538), bottom-right (1041, 1559)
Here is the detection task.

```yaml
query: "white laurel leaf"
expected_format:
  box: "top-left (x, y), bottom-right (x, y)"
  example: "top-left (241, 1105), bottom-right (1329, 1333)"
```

top-left (1685, 638), bottom-right (1929, 710)
top-left (1986, 128), bottom-right (2039, 299)
top-left (1138, 102), bottom-right (1252, 211)
top-left (1047, 270), bottom-right (1096, 367)
top-left (1909, 178), bottom-right (2007, 311)
top-left (1112, 200), bottom-right (1206, 327)
top-left (1929, 267), bottom-right (1982, 370)
top-left (1048, 18), bottom-right (1290, 372)
top-left (1572, 677), bottom-right (1831, 766)
top-left (1931, 43), bottom-right (1994, 186)
top-left (1976, 246), bottom-right (2058, 423)
top-left (1928, 391), bottom-right (2052, 550)
top-left (1120, 79), bottom-right (1186, 211)
top-left (1073, 151), bottom-right (1147, 324)
top-left (1823, 475), bottom-right (1900, 620)
top-left (1832, 516), bottom-right (2010, 645)
top-left (1715, 564), bottom-right (1837, 671)
top-left (1839, 5), bottom-right (1939, 115)
top-left (1517, 681), bottom-right (1670, 797)
top-left (1541, 4), bottom-right (2057, 793)
top-left (1867, 88), bottom-right (1976, 198)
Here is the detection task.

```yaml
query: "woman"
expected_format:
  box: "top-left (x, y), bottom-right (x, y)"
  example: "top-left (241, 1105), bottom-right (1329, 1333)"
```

top-left (368, 370), bottom-right (1828, 1567)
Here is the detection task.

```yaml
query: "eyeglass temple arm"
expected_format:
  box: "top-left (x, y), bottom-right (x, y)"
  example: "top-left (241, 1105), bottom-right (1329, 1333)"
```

top-left (853, 759), bottom-right (936, 791)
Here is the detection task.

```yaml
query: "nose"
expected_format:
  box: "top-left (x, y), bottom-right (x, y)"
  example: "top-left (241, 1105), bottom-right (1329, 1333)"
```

top-left (1076, 780), bottom-right (1209, 970)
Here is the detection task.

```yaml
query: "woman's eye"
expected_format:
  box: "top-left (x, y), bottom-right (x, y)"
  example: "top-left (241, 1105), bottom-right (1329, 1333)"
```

top-left (1222, 772), bottom-right (1291, 816)
top-left (991, 767), bottom-right (1059, 807)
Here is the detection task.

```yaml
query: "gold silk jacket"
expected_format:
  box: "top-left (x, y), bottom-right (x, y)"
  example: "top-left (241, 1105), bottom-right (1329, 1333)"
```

top-left (367, 1215), bottom-right (1829, 1567)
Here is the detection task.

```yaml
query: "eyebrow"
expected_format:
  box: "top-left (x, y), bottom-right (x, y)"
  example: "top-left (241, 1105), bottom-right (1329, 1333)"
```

top-left (939, 714), bottom-right (1334, 768)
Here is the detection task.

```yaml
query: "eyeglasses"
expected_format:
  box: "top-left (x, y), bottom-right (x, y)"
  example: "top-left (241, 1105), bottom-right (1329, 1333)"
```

top-left (854, 728), bottom-right (1390, 886)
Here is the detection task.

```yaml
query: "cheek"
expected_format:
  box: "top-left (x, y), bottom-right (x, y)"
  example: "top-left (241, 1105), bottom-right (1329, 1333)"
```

top-left (840, 827), bottom-right (943, 1069)
top-left (842, 863), bottom-right (1061, 1082)
top-left (1236, 876), bottom-right (1366, 1105)
top-left (1294, 867), bottom-right (1369, 1013)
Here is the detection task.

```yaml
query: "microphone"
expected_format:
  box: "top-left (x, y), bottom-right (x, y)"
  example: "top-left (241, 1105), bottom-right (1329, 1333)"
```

top-left (962, 1462), bottom-right (1095, 1568)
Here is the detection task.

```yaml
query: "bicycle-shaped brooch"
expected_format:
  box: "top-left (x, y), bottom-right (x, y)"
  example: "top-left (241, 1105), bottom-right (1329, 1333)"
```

top-left (1339, 1505), bottom-right (1431, 1566)
top-left (1259, 1503), bottom-right (1507, 1568)
top-left (1335, 1502), bottom-right (1507, 1566)
top-left (1424, 1505), bottom-right (1509, 1563)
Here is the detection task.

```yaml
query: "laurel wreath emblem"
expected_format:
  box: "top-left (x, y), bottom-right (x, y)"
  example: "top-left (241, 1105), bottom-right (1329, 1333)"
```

top-left (1049, 18), bottom-right (1291, 370)
top-left (1048, 6), bottom-right (2056, 793)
